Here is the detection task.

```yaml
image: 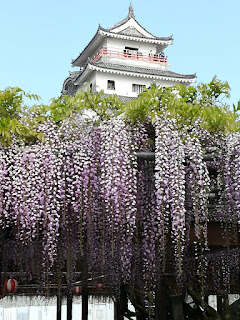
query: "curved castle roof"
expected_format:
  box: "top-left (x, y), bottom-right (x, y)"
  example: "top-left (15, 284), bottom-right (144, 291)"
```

top-left (73, 61), bottom-right (196, 85)
top-left (72, 5), bottom-right (173, 67)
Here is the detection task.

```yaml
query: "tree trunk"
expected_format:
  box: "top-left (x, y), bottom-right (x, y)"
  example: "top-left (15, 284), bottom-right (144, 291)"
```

top-left (221, 290), bottom-right (230, 320)
top-left (187, 284), bottom-right (221, 320)
top-left (155, 283), bottom-right (167, 320)
top-left (217, 295), bottom-right (223, 318)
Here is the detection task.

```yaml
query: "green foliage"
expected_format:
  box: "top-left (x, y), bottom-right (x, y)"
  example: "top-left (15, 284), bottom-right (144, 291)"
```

top-left (0, 87), bottom-right (41, 145)
top-left (124, 77), bottom-right (239, 134)
top-left (233, 100), bottom-right (240, 113)
top-left (1, 77), bottom-right (239, 146)
top-left (73, 88), bottom-right (123, 121)
top-left (47, 89), bottom-right (122, 124)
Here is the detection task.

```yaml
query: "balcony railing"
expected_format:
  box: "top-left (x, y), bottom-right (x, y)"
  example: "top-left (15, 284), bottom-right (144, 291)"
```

top-left (92, 48), bottom-right (168, 64)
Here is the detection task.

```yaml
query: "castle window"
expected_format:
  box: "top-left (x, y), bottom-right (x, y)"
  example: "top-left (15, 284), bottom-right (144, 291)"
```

top-left (107, 80), bottom-right (115, 90)
top-left (132, 84), bottom-right (146, 93)
top-left (124, 46), bottom-right (138, 58)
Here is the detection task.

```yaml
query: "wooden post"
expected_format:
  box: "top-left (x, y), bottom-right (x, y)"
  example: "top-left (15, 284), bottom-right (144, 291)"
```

top-left (114, 300), bottom-right (124, 320)
top-left (114, 285), bottom-right (126, 320)
top-left (82, 287), bottom-right (88, 320)
top-left (217, 295), bottom-right (223, 318)
top-left (155, 283), bottom-right (167, 320)
top-left (170, 295), bottom-right (184, 320)
top-left (136, 311), bottom-right (147, 320)
top-left (57, 293), bottom-right (62, 320)
top-left (67, 292), bottom-right (73, 320)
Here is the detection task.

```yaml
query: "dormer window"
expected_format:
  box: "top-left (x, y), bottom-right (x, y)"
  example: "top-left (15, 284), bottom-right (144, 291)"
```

top-left (107, 80), bottom-right (115, 90)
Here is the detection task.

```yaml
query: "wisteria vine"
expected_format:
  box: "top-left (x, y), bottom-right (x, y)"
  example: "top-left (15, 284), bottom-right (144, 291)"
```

top-left (0, 111), bottom-right (239, 296)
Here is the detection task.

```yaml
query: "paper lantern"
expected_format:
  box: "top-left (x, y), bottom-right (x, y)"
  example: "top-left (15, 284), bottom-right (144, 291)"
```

top-left (5, 279), bottom-right (18, 294)
top-left (95, 283), bottom-right (104, 290)
top-left (73, 286), bottom-right (82, 294)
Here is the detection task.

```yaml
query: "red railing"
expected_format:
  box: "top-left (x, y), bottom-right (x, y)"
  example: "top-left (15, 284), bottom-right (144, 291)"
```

top-left (92, 48), bottom-right (168, 64)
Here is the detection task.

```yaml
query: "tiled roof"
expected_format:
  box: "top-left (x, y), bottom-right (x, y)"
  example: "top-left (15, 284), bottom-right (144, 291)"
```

top-left (106, 4), bottom-right (171, 41)
top-left (71, 27), bottom-right (102, 66)
top-left (69, 70), bottom-right (83, 79)
top-left (100, 26), bottom-right (172, 42)
top-left (101, 93), bottom-right (135, 103)
top-left (89, 61), bottom-right (196, 80)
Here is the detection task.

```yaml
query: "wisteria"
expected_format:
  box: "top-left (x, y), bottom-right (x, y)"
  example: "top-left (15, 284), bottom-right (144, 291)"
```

top-left (154, 116), bottom-right (186, 276)
top-left (0, 103), bottom-right (240, 304)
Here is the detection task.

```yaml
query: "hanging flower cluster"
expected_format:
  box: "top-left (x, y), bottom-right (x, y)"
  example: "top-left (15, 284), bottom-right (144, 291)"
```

top-left (154, 115), bottom-right (186, 275)
top-left (184, 136), bottom-right (210, 242)
top-left (218, 135), bottom-right (240, 227)
top-left (0, 110), bottom-right (239, 296)
top-left (9, 144), bottom-right (61, 265)
top-left (99, 118), bottom-right (138, 283)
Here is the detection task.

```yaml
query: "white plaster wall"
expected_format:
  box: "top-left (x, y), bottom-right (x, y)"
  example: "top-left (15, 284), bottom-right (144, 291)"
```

top-left (105, 38), bottom-right (158, 56)
top-left (0, 296), bottom-right (114, 320)
top-left (95, 72), bottom-right (177, 97)
top-left (79, 71), bottom-right (97, 92)
top-left (98, 38), bottom-right (169, 70)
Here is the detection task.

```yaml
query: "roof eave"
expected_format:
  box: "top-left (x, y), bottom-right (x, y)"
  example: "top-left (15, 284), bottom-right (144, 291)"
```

top-left (99, 28), bottom-right (173, 45)
top-left (71, 27), bottom-right (105, 67)
top-left (88, 62), bottom-right (197, 83)
top-left (74, 64), bottom-right (95, 85)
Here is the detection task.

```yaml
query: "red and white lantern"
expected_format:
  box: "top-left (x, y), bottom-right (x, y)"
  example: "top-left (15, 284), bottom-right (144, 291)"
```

top-left (95, 283), bottom-right (104, 290)
top-left (73, 286), bottom-right (82, 295)
top-left (5, 279), bottom-right (18, 294)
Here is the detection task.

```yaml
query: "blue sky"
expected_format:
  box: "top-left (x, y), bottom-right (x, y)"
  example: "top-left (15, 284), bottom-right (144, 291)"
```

top-left (0, 0), bottom-right (239, 106)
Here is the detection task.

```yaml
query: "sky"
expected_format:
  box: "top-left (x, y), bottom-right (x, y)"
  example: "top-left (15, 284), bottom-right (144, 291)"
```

top-left (0, 0), bottom-right (239, 106)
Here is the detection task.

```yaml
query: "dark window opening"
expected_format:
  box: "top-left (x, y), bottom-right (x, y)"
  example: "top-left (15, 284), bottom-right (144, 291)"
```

top-left (107, 80), bottom-right (115, 90)
top-left (124, 46), bottom-right (138, 58)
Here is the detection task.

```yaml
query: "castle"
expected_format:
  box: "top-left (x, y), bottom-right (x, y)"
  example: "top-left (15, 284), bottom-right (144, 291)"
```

top-left (62, 4), bottom-right (196, 101)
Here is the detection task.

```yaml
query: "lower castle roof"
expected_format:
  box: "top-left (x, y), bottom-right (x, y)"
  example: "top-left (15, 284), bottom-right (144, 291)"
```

top-left (74, 61), bottom-right (196, 85)
top-left (91, 61), bottom-right (196, 79)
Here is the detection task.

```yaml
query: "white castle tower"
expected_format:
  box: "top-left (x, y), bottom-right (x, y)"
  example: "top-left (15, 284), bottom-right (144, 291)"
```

top-left (62, 4), bottom-right (196, 101)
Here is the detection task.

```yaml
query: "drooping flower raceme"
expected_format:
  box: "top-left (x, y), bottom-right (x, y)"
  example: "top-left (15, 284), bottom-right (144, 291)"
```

top-left (9, 144), bottom-right (61, 265)
top-left (99, 118), bottom-right (138, 283)
top-left (155, 115), bottom-right (186, 275)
